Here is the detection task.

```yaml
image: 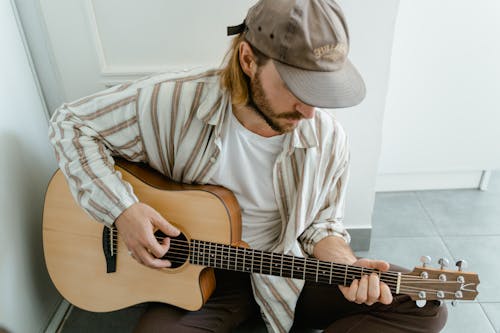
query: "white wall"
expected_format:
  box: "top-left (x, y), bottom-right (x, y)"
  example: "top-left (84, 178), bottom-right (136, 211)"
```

top-left (0, 1), bottom-right (59, 332)
top-left (28, 0), bottom-right (398, 239)
top-left (378, 0), bottom-right (500, 191)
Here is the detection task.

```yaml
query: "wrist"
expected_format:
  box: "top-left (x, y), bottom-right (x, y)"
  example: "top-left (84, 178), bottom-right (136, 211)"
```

top-left (313, 235), bottom-right (357, 264)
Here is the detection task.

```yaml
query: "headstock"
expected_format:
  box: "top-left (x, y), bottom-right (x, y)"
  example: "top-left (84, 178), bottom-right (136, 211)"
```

top-left (400, 257), bottom-right (480, 304)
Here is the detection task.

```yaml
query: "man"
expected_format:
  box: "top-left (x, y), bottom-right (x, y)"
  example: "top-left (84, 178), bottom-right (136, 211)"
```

top-left (48, 0), bottom-right (447, 332)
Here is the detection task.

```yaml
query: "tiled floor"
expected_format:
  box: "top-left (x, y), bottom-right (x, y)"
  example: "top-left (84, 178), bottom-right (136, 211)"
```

top-left (60, 171), bottom-right (500, 332)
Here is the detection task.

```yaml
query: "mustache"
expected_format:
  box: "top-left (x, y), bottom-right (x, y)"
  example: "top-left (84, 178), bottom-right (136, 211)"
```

top-left (276, 112), bottom-right (303, 120)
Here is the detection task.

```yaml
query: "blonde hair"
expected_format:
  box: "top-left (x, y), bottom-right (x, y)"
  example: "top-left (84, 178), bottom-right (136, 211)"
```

top-left (219, 33), bottom-right (269, 107)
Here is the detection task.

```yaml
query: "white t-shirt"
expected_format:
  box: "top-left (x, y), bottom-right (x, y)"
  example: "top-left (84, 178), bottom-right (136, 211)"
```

top-left (209, 110), bottom-right (285, 250)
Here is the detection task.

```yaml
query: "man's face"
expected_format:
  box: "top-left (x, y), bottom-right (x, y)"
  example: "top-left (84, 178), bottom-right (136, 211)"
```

top-left (247, 61), bottom-right (315, 134)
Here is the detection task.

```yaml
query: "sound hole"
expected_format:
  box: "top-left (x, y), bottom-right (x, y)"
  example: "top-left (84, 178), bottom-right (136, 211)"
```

top-left (154, 230), bottom-right (189, 268)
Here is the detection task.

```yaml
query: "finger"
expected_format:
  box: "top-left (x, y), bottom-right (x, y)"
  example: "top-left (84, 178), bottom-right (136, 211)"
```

top-left (355, 275), bottom-right (369, 304)
top-left (367, 273), bottom-right (380, 305)
top-left (136, 246), bottom-right (172, 269)
top-left (379, 282), bottom-right (393, 305)
top-left (369, 260), bottom-right (390, 272)
top-left (128, 248), bottom-right (143, 265)
top-left (145, 232), bottom-right (169, 258)
top-left (341, 279), bottom-right (359, 302)
top-left (152, 212), bottom-right (180, 237)
top-left (357, 258), bottom-right (390, 272)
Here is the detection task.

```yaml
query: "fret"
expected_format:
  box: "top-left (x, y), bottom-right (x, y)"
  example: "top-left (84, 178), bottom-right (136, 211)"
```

top-left (191, 240), bottom-right (200, 265)
top-left (219, 244), bottom-right (224, 269)
top-left (201, 241), bottom-right (205, 266)
top-left (329, 261), bottom-right (333, 284)
top-left (196, 240), bottom-right (200, 265)
top-left (218, 243), bottom-right (223, 269)
top-left (344, 264), bottom-right (348, 286)
top-left (260, 251), bottom-right (264, 274)
top-left (291, 256), bottom-right (295, 279)
top-left (195, 240), bottom-right (199, 265)
top-left (280, 253), bottom-right (284, 277)
top-left (213, 243), bottom-right (218, 268)
top-left (237, 246), bottom-right (242, 272)
top-left (361, 266), bottom-right (364, 279)
top-left (208, 242), bottom-right (212, 267)
top-left (220, 244), bottom-right (225, 269)
top-left (242, 248), bottom-right (247, 272)
top-left (316, 260), bottom-right (319, 282)
top-left (191, 240), bottom-right (196, 265)
top-left (270, 252), bottom-right (274, 276)
top-left (251, 249), bottom-right (255, 273)
top-left (199, 240), bottom-right (202, 265)
top-left (188, 240), bottom-right (193, 264)
top-left (303, 258), bottom-right (307, 280)
top-left (227, 245), bottom-right (231, 270)
top-left (234, 248), bottom-right (238, 271)
top-left (199, 241), bottom-right (204, 266)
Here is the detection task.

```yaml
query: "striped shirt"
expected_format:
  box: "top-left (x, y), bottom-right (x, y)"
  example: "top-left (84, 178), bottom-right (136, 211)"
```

top-left (48, 67), bottom-right (351, 332)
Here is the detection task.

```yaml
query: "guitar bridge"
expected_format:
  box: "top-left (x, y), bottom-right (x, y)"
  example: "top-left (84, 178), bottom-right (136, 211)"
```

top-left (102, 226), bottom-right (117, 273)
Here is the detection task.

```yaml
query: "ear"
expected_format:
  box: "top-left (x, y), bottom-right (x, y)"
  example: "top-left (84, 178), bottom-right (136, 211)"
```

top-left (238, 41), bottom-right (257, 79)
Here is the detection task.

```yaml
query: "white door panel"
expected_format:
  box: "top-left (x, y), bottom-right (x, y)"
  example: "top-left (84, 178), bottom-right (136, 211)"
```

top-left (40, 0), bottom-right (256, 99)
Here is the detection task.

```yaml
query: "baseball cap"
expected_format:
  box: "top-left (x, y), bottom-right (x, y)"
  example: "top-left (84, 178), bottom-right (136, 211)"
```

top-left (227, 0), bottom-right (366, 109)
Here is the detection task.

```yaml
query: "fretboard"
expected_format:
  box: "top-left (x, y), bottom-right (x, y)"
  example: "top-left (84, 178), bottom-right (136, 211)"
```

top-left (187, 239), bottom-right (400, 293)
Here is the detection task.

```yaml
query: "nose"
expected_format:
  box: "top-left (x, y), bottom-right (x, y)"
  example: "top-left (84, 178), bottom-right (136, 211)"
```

top-left (295, 103), bottom-right (315, 119)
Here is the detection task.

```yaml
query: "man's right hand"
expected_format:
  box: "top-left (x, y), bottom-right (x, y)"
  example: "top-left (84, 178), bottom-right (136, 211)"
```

top-left (114, 202), bottom-right (180, 268)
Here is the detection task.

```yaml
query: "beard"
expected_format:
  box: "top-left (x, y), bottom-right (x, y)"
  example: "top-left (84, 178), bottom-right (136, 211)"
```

top-left (247, 70), bottom-right (303, 134)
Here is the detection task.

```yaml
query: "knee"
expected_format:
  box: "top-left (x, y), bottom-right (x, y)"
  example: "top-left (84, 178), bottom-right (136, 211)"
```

top-left (417, 301), bottom-right (448, 333)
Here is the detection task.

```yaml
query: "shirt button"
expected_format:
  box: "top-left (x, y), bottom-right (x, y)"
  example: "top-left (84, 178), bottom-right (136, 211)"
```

top-left (210, 157), bottom-right (216, 163)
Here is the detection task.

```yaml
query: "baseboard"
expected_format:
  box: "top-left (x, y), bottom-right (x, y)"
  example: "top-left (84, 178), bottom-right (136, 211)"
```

top-left (348, 227), bottom-right (372, 251)
top-left (44, 299), bottom-right (72, 333)
top-left (376, 170), bottom-right (486, 192)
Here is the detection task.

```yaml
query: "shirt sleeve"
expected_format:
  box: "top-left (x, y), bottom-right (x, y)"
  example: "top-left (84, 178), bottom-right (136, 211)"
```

top-left (48, 83), bottom-right (147, 227)
top-left (298, 136), bottom-right (351, 256)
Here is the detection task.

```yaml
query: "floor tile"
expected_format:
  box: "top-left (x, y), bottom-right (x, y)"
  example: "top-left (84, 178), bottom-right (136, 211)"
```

top-left (417, 189), bottom-right (500, 236)
top-left (371, 192), bottom-right (439, 238)
top-left (443, 236), bottom-right (500, 302)
top-left (481, 303), bottom-right (500, 332)
top-left (441, 302), bottom-right (495, 333)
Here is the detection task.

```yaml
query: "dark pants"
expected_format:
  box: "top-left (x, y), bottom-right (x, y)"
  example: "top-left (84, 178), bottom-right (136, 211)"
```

top-left (134, 267), bottom-right (447, 333)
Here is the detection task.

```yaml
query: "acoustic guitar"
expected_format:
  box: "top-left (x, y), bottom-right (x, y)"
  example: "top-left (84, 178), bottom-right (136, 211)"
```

top-left (42, 159), bottom-right (479, 312)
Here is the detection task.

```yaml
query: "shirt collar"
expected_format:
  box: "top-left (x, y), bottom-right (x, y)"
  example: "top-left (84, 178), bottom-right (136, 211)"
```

top-left (287, 116), bottom-right (319, 151)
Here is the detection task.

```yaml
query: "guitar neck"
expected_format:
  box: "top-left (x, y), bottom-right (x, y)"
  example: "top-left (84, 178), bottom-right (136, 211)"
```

top-left (187, 239), bottom-right (401, 293)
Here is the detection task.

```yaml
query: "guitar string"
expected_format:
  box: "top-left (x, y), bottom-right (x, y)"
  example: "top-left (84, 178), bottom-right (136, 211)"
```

top-left (118, 253), bottom-right (467, 299)
top-left (112, 239), bottom-right (470, 298)
top-left (151, 246), bottom-right (468, 288)
top-left (111, 239), bottom-right (401, 281)
top-left (154, 236), bottom-right (467, 280)
top-left (116, 243), bottom-right (471, 295)
top-left (111, 236), bottom-right (400, 277)
top-left (112, 237), bottom-right (468, 284)
top-left (109, 232), bottom-right (473, 285)
top-left (110, 237), bottom-right (466, 283)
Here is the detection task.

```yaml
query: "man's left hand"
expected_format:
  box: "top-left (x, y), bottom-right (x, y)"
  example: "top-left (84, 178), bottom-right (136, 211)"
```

top-left (338, 258), bottom-right (393, 306)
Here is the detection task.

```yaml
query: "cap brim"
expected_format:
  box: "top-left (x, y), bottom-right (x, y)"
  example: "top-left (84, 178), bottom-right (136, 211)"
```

top-left (273, 59), bottom-right (366, 109)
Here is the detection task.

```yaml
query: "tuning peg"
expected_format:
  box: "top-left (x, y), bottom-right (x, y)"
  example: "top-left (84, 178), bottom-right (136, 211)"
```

top-left (438, 258), bottom-right (449, 270)
top-left (455, 259), bottom-right (468, 271)
top-left (419, 255), bottom-right (432, 268)
top-left (416, 300), bottom-right (427, 308)
top-left (451, 300), bottom-right (459, 307)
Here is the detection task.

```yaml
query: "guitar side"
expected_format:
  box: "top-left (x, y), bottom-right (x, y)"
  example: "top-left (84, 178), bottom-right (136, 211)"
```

top-left (42, 160), bottom-right (243, 312)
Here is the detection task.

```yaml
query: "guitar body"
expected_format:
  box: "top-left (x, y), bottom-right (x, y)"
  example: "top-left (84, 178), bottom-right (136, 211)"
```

top-left (43, 160), bottom-right (242, 312)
